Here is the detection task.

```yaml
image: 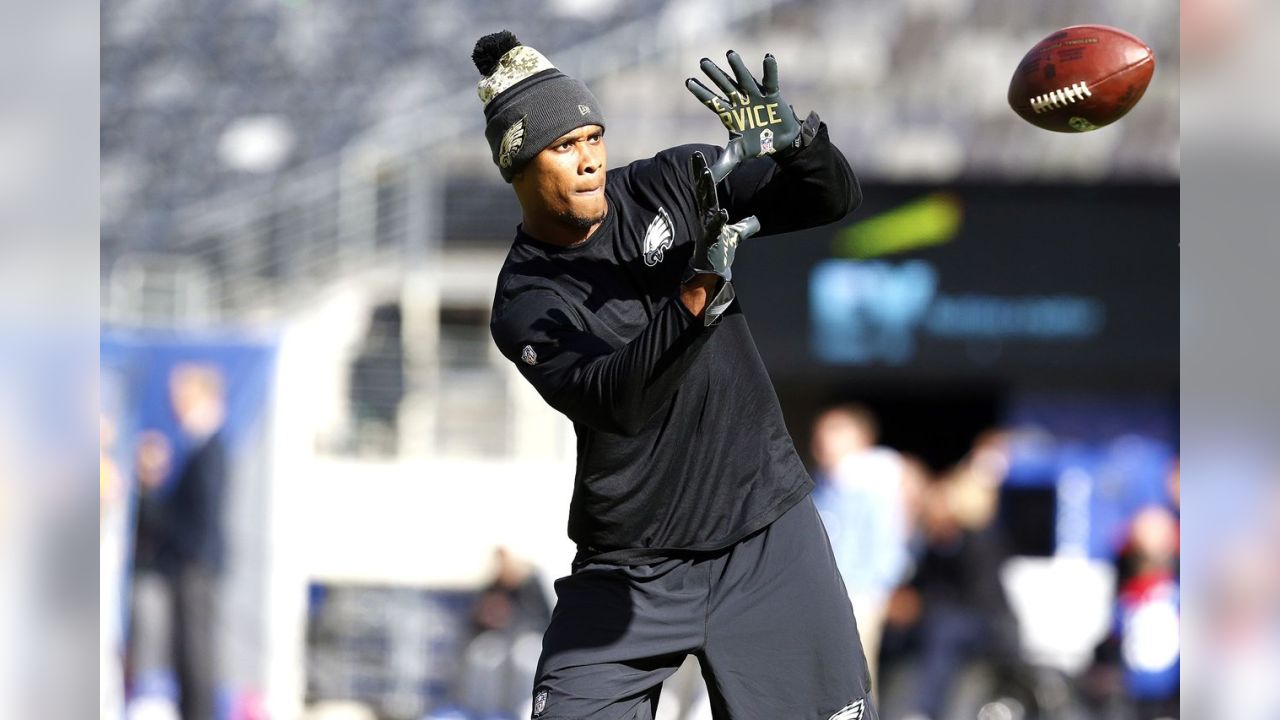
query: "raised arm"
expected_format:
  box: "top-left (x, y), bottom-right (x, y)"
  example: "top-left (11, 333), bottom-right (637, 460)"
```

top-left (718, 115), bottom-right (861, 237)
top-left (686, 50), bottom-right (862, 236)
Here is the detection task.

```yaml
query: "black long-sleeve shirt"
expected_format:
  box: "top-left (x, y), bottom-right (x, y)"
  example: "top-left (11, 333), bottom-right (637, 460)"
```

top-left (490, 122), bottom-right (860, 563)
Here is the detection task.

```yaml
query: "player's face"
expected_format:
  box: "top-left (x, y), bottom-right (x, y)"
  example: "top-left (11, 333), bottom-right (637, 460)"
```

top-left (519, 125), bottom-right (607, 230)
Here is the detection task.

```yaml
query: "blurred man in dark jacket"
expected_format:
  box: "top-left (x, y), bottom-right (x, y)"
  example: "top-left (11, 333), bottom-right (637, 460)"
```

top-left (906, 472), bottom-right (1019, 720)
top-left (129, 364), bottom-right (228, 720)
top-left (166, 363), bottom-right (228, 720)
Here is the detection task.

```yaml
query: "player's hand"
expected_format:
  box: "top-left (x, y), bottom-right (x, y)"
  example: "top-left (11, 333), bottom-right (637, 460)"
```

top-left (688, 150), bottom-right (759, 283)
top-left (686, 51), bottom-right (803, 181)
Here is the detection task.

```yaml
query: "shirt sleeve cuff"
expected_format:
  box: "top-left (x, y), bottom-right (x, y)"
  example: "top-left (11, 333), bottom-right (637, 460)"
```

top-left (702, 281), bottom-right (736, 326)
top-left (772, 111), bottom-right (823, 164)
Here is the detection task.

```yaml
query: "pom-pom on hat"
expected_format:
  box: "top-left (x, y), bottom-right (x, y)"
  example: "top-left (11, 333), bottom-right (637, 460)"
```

top-left (472, 31), bottom-right (606, 182)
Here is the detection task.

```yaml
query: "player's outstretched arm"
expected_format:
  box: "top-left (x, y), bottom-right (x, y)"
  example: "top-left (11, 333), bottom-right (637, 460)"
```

top-left (719, 117), bottom-right (861, 237)
top-left (686, 51), bottom-right (861, 237)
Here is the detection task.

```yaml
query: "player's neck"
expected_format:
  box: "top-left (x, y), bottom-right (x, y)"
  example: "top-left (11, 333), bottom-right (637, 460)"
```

top-left (521, 209), bottom-right (605, 248)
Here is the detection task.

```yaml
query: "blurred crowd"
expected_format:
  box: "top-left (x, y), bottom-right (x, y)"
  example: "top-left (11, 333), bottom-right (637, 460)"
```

top-left (808, 405), bottom-right (1180, 720)
top-left (399, 401), bottom-right (1185, 720)
top-left (106, 386), bottom-right (1188, 720)
top-left (345, 402), bottom-right (1181, 720)
top-left (102, 363), bottom-right (244, 720)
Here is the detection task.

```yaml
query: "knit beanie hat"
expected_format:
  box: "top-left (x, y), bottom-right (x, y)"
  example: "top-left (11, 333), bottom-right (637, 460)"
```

top-left (472, 31), bottom-right (607, 182)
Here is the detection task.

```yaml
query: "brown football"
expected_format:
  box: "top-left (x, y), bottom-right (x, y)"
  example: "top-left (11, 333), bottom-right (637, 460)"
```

top-left (1008, 25), bottom-right (1155, 133)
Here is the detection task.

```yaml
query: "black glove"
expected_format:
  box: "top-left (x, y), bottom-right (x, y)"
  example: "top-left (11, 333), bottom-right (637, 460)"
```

top-left (687, 150), bottom-right (760, 283)
top-left (686, 50), bottom-right (804, 181)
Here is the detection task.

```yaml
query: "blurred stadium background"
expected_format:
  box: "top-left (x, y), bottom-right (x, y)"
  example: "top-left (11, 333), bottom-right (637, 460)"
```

top-left (99, 1), bottom-right (1181, 719)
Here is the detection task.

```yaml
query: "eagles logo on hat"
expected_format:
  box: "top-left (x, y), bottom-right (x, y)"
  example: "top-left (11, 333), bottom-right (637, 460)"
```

top-left (498, 115), bottom-right (526, 169)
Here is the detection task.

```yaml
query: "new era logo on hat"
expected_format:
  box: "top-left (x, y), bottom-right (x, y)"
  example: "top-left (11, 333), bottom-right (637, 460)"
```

top-left (578, 104), bottom-right (591, 115)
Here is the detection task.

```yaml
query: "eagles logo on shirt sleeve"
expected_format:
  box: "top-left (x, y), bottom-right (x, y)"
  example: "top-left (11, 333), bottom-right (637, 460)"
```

top-left (642, 206), bottom-right (675, 267)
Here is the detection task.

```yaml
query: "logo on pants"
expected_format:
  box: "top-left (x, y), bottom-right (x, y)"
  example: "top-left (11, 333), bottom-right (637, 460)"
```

top-left (828, 697), bottom-right (865, 720)
top-left (532, 689), bottom-right (548, 717)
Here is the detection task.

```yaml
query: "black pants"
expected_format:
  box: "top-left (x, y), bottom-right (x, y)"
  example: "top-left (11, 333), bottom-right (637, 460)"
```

top-left (532, 496), bottom-right (877, 720)
top-left (172, 565), bottom-right (219, 720)
top-left (913, 602), bottom-right (1021, 718)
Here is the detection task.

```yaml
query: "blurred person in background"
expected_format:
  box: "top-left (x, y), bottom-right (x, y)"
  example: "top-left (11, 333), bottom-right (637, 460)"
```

top-left (898, 443), bottom-right (1018, 720)
top-left (479, 29), bottom-right (871, 719)
top-left (1112, 506), bottom-right (1180, 720)
top-left (1083, 455), bottom-right (1181, 718)
top-left (469, 547), bottom-right (552, 640)
top-left (459, 547), bottom-right (552, 717)
top-left (128, 429), bottom-right (178, 719)
top-left (809, 404), bottom-right (913, 699)
top-left (165, 363), bottom-right (229, 720)
top-left (128, 365), bottom-right (229, 720)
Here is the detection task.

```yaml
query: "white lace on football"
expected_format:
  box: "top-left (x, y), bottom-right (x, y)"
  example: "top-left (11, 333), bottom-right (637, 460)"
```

top-left (1030, 81), bottom-right (1093, 114)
